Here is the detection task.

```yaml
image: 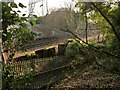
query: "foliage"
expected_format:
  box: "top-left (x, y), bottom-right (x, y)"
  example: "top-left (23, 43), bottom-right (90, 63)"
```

top-left (2, 2), bottom-right (37, 51)
top-left (109, 3), bottom-right (120, 30)
top-left (76, 2), bottom-right (120, 44)
top-left (16, 71), bottom-right (33, 88)
top-left (30, 19), bottom-right (36, 26)
top-left (65, 40), bottom-right (82, 58)
top-left (2, 2), bottom-right (36, 89)
top-left (108, 36), bottom-right (120, 56)
top-left (2, 64), bottom-right (14, 90)
top-left (2, 64), bottom-right (33, 90)
top-left (100, 58), bottom-right (120, 73)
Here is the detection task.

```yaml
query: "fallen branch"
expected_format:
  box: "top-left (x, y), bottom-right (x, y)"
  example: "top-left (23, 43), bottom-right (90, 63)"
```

top-left (60, 29), bottom-right (120, 59)
top-left (60, 29), bottom-right (120, 75)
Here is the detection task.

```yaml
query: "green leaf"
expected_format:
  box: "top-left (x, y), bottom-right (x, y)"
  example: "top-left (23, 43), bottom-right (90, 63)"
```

top-left (20, 23), bottom-right (27, 27)
top-left (33, 15), bottom-right (38, 18)
top-left (30, 20), bottom-right (36, 26)
top-left (4, 5), bottom-right (12, 12)
top-left (21, 17), bottom-right (27, 21)
top-left (19, 3), bottom-right (26, 8)
top-left (6, 32), bottom-right (12, 41)
top-left (10, 2), bottom-right (18, 8)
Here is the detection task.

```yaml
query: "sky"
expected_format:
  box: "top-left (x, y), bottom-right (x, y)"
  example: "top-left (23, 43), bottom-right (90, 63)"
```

top-left (13, 0), bottom-right (114, 16)
top-left (14, 0), bottom-right (76, 16)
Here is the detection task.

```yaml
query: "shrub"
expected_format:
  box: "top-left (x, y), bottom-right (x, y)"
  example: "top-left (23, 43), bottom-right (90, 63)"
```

top-left (2, 64), bottom-right (33, 89)
top-left (65, 40), bottom-right (81, 58)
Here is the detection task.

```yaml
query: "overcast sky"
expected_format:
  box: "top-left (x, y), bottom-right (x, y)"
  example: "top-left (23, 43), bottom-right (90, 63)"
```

top-left (14, 0), bottom-right (76, 16)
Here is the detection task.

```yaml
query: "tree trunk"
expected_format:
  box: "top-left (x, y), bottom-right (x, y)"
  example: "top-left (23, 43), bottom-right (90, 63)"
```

top-left (85, 5), bottom-right (88, 43)
top-left (91, 2), bottom-right (120, 45)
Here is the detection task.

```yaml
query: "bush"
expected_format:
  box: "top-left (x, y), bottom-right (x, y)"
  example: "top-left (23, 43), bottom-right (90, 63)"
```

top-left (2, 64), bottom-right (14, 90)
top-left (109, 37), bottom-right (120, 56)
top-left (2, 64), bottom-right (33, 89)
top-left (65, 40), bottom-right (82, 58)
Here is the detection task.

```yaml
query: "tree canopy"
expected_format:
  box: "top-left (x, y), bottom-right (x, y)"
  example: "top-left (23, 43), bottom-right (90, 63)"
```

top-left (2, 2), bottom-right (37, 52)
top-left (76, 1), bottom-right (120, 44)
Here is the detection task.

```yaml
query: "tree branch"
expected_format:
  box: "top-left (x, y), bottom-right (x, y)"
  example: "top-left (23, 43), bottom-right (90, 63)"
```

top-left (61, 29), bottom-right (120, 75)
top-left (91, 2), bottom-right (120, 44)
top-left (60, 29), bottom-right (120, 59)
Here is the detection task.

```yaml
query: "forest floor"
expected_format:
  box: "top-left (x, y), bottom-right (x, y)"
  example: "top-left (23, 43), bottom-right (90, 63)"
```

top-left (55, 63), bottom-right (120, 88)
top-left (21, 54), bottom-right (120, 89)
